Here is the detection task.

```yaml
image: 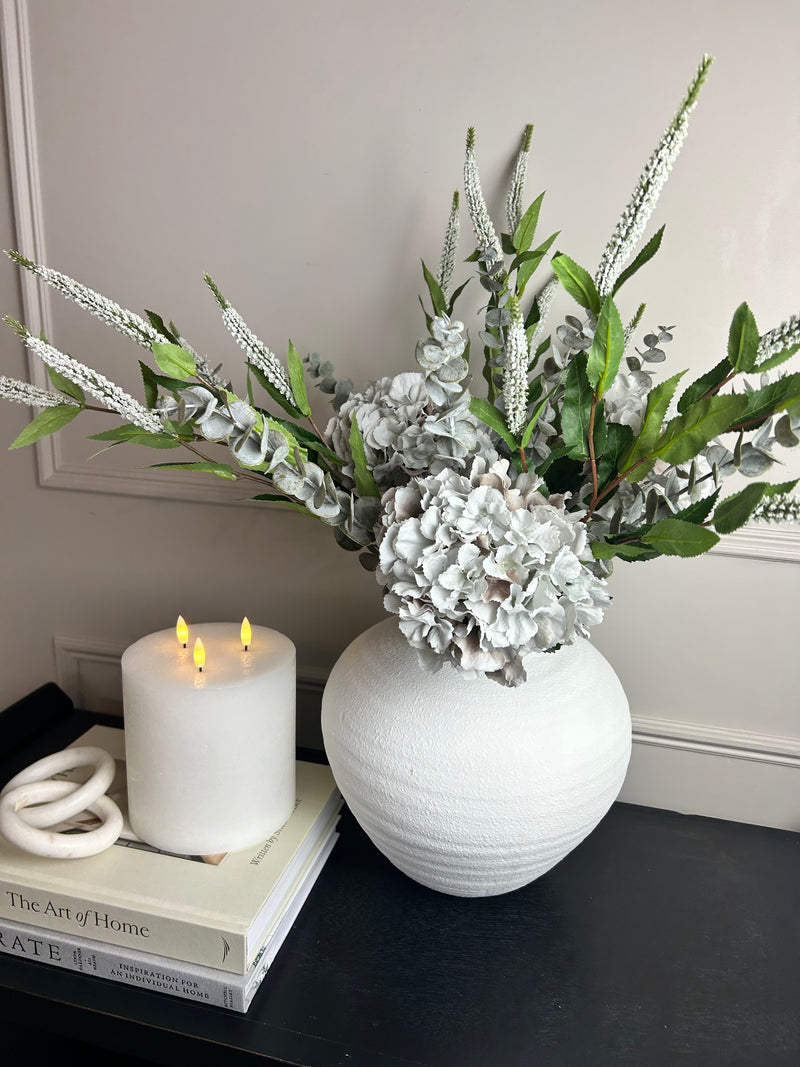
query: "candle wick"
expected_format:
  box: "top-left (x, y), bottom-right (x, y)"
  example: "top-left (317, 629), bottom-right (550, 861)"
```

top-left (198, 666), bottom-right (203, 673)
top-left (244, 644), bottom-right (249, 652)
top-left (183, 643), bottom-right (187, 649)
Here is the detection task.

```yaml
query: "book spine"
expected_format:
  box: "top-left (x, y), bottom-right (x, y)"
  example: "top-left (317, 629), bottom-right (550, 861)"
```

top-left (0, 915), bottom-right (249, 1011)
top-left (0, 881), bottom-right (248, 973)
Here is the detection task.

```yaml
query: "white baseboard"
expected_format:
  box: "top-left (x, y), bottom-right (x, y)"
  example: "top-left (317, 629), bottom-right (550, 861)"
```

top-left (51, 635), bottom-right (799, 831)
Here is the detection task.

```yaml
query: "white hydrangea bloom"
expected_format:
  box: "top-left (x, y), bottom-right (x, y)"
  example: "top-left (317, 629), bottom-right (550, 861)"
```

top-left (326, 371), bottom-right (497, 489)
top-left (376, 458), bottom-right (611, 686)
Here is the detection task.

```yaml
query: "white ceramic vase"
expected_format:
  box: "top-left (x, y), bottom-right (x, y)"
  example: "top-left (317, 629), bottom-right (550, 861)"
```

top-left (321, 617), bottom-right (632, 897)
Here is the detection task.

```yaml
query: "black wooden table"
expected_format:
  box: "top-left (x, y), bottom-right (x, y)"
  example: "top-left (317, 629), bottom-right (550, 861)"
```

top-left (0, 684), bottom-right (798, 1066)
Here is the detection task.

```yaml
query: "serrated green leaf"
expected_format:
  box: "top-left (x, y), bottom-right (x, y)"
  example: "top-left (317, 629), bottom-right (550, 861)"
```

top-left (469, 396), bottom-right (517, 450)
top-left (551, 253), bottom-right (601, 315)
top-left (286, 340), bottom-right (312, 417)
top-left (517, 231), bottom-right (560, 296)
top-left (730, 373), bottom-right (800, 429)
top-left (421, 260), bottom-right (446, 317)
top-left (712, 482), bottom-right (770, 535)
top-left (586, 295), bottom-right (624, 399)
top-left (756, 341), bottom-right (800, 373)
top-left (763, 478), bottom-right (799, 498)
top-left (649, 394), bottom-right (748, 467)
top-left (138, 361), bottom-right (193, 409)
top-left (596, 421), bottom-right (635, 491)
top-left (269, 417), bottom-right (342, 466)
top-left (144, 310), bottom-right (180, 345)
top-left (677, 358), bottom-right (731, 414)
top-left (151, 342), bottom-right (197, 380)
top-left (149, 461), bottom-right (238, 480)
top-left (727, 302), bottom-right (760, 373)
top-left (46, 367), bottom-right (85, 404)
top-left (640, 517), bottom-right (720, 556)
top-left (623, 371), bottom-right (685, 468)
top-left (248, 361), bottom-right (303, 419)
top-left (561, 354), bottom-right (593, 459)
top-left (250, 493), bottom-right (317, 518)
top-left (672, 487), bottom-right (721, 526)
top-left (349, 414), bottom-right (380, 498)
top-left (612, 225), bottom-right (665, 295)
top-left (512, 192), bottom-right (545, 253)
top-left (9, 403), bottom-right (81, 449)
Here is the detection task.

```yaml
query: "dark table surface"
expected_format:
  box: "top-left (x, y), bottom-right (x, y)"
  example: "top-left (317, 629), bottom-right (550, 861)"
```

top-left (0, 684), bottom-right (798, 1066)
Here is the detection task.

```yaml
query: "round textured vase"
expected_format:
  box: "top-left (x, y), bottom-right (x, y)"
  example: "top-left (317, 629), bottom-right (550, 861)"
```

top-left (321, 617), bottom-right (632, 897)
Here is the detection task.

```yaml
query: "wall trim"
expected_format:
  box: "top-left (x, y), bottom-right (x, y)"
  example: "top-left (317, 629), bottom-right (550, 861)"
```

top-left (53, 634), bottom-right (127, 710)
top-left (3, 0), bottom-right (799, 545)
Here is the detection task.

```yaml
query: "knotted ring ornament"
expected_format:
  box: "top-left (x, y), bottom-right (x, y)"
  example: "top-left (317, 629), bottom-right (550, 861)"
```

top-left (0, 747), bottom-right (124, 858)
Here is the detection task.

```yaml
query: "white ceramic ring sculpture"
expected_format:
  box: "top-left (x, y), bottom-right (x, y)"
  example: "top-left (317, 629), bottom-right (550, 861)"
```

top-left (0, 747), bottom-right (123, 858)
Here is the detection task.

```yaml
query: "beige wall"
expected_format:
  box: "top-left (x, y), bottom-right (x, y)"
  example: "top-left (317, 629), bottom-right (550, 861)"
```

top-left (1, 0), bottom-right (798, 824)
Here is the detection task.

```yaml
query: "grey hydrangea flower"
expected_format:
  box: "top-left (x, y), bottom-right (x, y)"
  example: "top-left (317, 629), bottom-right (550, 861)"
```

top-left (326, 371), bottom-right (497, 490)
top-left (375, 458), bottom-right (611, 687)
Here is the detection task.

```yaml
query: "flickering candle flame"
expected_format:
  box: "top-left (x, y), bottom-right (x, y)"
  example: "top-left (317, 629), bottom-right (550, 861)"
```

top-left (176, 615), bottom-right (189, 648)
top-left (193, 637), bottom-right (205, 672)
top-left (241, 617), bottom-right (252, 651)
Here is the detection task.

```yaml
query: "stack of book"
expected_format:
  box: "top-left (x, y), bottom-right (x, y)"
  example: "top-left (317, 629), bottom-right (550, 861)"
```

top-left (0, 724), bottom-right (342, 1012)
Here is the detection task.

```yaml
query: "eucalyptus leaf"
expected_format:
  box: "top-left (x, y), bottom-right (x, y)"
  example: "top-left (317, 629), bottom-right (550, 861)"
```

top-left (9, 403), bottom-right (81, 450)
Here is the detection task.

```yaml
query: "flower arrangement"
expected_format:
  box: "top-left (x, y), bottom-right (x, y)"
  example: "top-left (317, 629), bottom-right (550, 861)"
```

top-left (3, 55), bottom-right (799, 686)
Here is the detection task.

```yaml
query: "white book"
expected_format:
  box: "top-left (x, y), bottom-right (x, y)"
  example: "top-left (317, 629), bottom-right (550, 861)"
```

top-left (0, 725), bottom-right (342, 973)
top-left (0, 829), bottom-right (338, 1012)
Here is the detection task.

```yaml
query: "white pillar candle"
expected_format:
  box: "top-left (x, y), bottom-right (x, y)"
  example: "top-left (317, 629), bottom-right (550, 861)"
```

top-left (122, 622), bottom-right (295, 855)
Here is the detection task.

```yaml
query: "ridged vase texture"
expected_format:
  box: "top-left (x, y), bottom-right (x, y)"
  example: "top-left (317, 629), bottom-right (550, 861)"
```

top-left (321, 617), bottom-right (632, 897)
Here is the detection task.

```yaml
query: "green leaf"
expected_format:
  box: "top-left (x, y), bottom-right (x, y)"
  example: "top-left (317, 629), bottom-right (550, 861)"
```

top-left (757, 341), bottom-right (800, 373)
top-left (149, 461), bottom-right (238, 480)
top-left (763, 479), bottom-right (799, 498)
top-left (512, 192), bottom-right (545, 253)
top-left (421, 260), bottom-right (446, 317)
top-left (138, 361), bottom-right (193, 408)
top-left (591, 539), bottom-right (661, 562)
top-left (269, 417), bottom-right (342, 466)
top-left (9, 403), bottom-right (81, 449)
top-left (286, 340), bottom-right (312, 417)
top-left (712, 482), bottom-right (770, 534)
top-left (677, 359), bottom-right (731, 414)
top-left (623, 372), bottom-right (685, 468)
top-left (640, 517), bottom-right (720, 556)
top-left (144, 310), bottom-right (180, 345)
top-left (517, 231), bottom-right (559, 296)
top-left (730, 373), bottom-right (800, 429)
top-left (247, 361), bottom-right (303, 419)
top-left (672, 488), bottom-right (721, 526)
top-left (87, 423), bottom-right (180, 449)
top-left (561, 354), bottom-right (593, 459)
top-left (447, 279), bottom-right (470, 315)
top-left (586, 295), bottom-right (624, 399)
top-left (648, 394), bottom-right (748, 468)
top-left (596, 421), bottom-right (635, 491)
top-left (551, 254), bottom-right (601, 315)
top-left (250, 493), bottom-right (316, 518)
top-left (611, 225), bottom-right (665, 295)
top-left (727, 302), bottom-right (760, 373)
top-left (520, 376), bottom-right (562, 449)
top-left (469, 396), bottom-right (517, 451)
top-left (349, 414), bottom-right (380, 497)
top-left (151, 342), bottom-right (197, 380)
top-left (46, 367), bottom-right (85, 405)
